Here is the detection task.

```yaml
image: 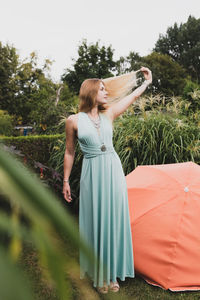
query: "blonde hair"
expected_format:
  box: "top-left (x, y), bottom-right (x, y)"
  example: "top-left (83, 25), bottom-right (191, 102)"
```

top-left (78, 70), bottom-right (140, 112)
top-left (102, 70), bottom-right (140, 104)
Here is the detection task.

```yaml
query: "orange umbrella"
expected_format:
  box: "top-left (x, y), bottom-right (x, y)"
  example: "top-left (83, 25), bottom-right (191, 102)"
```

top-left (126, 162), bottom-right (200, 291)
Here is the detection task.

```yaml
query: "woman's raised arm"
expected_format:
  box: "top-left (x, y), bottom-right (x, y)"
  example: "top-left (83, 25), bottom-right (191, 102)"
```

top-left (108, 67), bottom-right (152, 121)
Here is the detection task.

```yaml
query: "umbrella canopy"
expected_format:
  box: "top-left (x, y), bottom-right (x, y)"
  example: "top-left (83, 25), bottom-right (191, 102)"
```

top-left (126, 162), bottom-right (200, 291)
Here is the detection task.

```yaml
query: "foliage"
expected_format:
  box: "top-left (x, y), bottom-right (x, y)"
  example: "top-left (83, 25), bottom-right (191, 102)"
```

top-left (0, 134), bottom-right (62, 165)
top-left (0, 42), bottom-right (19, 115)
top-left (62, 39), bottom-right (116, 94)
top-left (0, 45), bottom-right (76, 130)
top-left (0, 48), bottom-right (56, 124)
top-left (62, 39), bottom-right (190, 97)
top-left (142, 52), bottom-right (188, 95)
top-left (115, 51), bottom-right (143, 75)
top-left (1, 37), bottom-right (199, 133)
top-left (0, 110), bottom-right (13, 136)
top-left (116, 51), bottom-right (188, 96)
top-left (58, 82), bottom-right (79, 108)
top-left (30, 103), bottom-right (67, 135)
top-left (2, 26), bottom-right (200, 133)
top-left (0, 135), bottom-right (65, 205)
top-left (182, 80), bottom-right (200, 111)
top-left (13, 52), bottom-right (57, 125)
top-left (114, 97), bottom-right (200, 172)
top-left (114, 109), bottom-right (200, 175)
top-left (183, 80), bottom-right (200, 97)
top-left (0, 147), bottom-right (121, 300)
top-left (154, 15), bottom-right (200, 82)
top-left (31, 83), bottom-right (79, 135)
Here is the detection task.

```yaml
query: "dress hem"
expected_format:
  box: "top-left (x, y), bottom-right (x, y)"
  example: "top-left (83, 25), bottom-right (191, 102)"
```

top-left (80, 271), bottom-right (135, 287)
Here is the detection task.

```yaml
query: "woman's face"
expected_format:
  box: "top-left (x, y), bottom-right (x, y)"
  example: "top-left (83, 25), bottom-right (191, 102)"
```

top-left (96, 82), bottom-right (108, 105)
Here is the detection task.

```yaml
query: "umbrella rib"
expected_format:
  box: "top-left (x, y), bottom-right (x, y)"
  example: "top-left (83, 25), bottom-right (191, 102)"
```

top-left (167, 193), bottom-right (188, 287)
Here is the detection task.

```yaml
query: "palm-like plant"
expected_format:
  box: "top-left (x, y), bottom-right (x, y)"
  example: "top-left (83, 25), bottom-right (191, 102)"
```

top-left (0, 147), bottom-right (121, 300)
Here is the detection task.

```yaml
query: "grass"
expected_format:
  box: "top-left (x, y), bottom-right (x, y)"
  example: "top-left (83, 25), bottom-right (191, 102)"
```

top-left (19, 214), bottom-right (200, 300)
top-left (19, 244), bottom-right (58, 300)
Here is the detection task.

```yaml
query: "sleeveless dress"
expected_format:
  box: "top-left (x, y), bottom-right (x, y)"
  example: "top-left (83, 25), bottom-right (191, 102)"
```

top-left (77, 111), bottom-right (135, 288)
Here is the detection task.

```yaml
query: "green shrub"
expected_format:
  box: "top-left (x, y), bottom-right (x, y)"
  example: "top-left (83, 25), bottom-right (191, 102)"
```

top-left (0, 110), bottom-right (13, 136)
top-left (0, 135), bottom-right (64, 200)
top-left (182, 80), bottom-right (200, 112)
top-left (113, 111), bottom-right (200, 174)
top-left (0, 134), bottom-right (62, 165)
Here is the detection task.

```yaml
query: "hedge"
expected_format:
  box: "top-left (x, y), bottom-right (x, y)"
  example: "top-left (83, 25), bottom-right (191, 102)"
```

top-left (0, 134), bottom-right (66, 214)
top-left (0, 134), bottom-right (63, 165)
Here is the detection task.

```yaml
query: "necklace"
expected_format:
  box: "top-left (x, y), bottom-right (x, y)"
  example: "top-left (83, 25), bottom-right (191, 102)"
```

top-left (88, 114), bottom-right (101, 129)
top-left (87, 113), bottom-right (107, 152)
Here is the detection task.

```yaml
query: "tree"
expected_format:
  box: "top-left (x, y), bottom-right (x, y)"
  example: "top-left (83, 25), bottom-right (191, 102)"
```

top-left (142, 52), bottom-right (188, 95)
top-left (154, 15), bottom-right (200, 82)
top-left (0, 46), bottom-right (59, 126)
top-left (62, 39), bottom-right (116, 94)
top-left (0, 110), bottom-right (13, 136)
top-left (13, 52), bottom-right (58, 124)
top-left (0, 43), bottom-right (77, 131)
top-left (116, 51), bottom-right (188, 95)
top-left (115, 51), bottom-right (143, 75)
top-left (0, 42), bottom-right (19, 114)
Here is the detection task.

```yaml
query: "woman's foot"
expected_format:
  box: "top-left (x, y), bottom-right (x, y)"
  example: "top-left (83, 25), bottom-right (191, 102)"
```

top-left (96, 282), bottom-right (108, 294)
top-left (109, 281), bottom-right (120, 292)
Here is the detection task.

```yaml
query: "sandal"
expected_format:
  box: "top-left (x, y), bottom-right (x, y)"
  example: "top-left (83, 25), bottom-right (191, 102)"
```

top-left (109, 281), bottom-right (120, 292)
top-left (96, 282), bottom-right (108, 294)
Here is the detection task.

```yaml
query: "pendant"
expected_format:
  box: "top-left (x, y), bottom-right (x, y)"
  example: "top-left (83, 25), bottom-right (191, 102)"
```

top-left (101, 144), bottom-right (106, 152)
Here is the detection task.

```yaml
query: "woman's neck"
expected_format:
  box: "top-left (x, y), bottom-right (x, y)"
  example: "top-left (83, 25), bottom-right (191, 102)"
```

top-left (88, 106), bottom-right (99, 119)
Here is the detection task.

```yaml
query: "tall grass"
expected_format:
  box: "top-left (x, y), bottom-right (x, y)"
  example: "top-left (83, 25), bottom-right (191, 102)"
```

top-left (113, 110), bottom-right (200, 174)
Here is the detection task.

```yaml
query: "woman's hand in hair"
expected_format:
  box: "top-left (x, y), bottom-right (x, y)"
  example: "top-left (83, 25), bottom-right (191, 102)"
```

top-left (140, 67), bottom-right (152, 83)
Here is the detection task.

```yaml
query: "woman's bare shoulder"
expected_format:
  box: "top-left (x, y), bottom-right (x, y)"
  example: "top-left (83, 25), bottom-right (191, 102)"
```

top-left (67, 113), bottom-right (79, 133)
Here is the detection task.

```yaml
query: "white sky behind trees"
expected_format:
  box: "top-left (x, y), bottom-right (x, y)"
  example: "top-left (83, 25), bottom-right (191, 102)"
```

top-left (1, 0), bottom-right (200, 82)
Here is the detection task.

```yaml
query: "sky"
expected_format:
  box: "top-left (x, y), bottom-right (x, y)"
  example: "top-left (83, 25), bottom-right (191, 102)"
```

top-left (1, 0), bottom-right (200, 82)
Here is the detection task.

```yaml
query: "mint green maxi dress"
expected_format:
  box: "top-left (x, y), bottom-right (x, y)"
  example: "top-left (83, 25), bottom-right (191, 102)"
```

top-left (77, 111), bottom-right (134, 288)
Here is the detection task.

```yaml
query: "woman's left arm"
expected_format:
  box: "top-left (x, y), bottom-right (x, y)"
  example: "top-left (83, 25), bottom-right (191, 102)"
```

top-left (108, 67), bottom-right (152, 121)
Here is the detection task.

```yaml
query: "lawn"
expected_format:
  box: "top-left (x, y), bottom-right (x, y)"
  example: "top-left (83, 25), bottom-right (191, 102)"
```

top-left (19, 218), bottom-right (200, 300)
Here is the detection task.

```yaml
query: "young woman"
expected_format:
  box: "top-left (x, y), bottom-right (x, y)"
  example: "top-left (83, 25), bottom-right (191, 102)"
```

top-left (63, 67), bottom-right (152, 294)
